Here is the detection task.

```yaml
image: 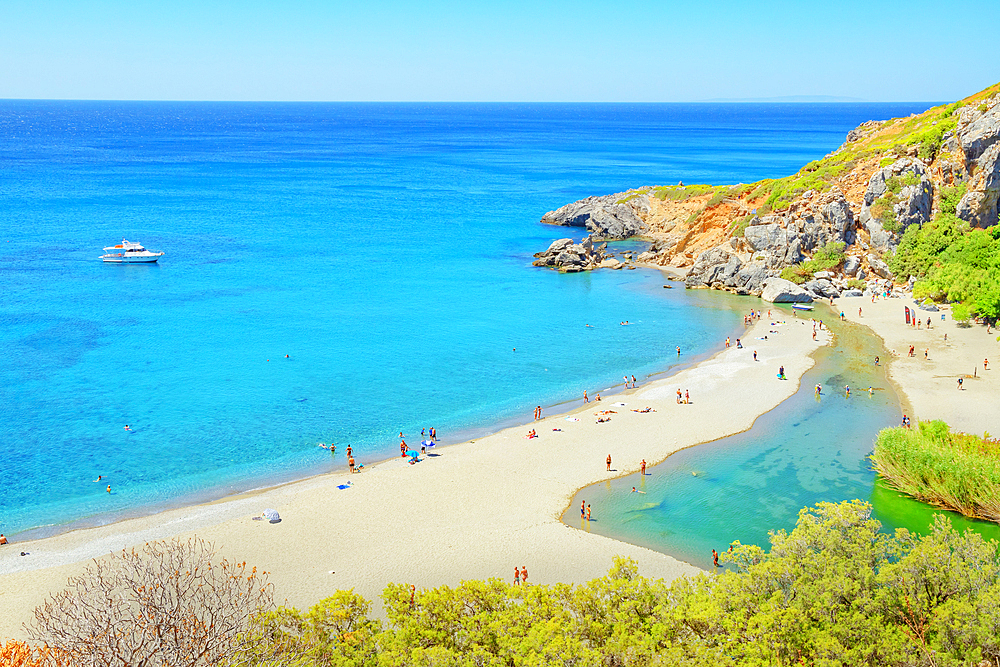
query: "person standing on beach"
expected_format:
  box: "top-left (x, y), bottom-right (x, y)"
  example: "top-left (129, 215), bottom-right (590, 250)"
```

top-left (349, 456), bottom-right (356, 472)
top-left (624, 375), bottom-right (630, 389)
top-left (632, 375), bottom-right (637, 387)
top-left (676, 389), bottom-right (682, 404)
top-left (712, 549), bottom-right (719, 567)
top-left (514, 568), bottom-right (520, 585)
top-left (753, 350), bottom-right (758, 361)
top-left (587, 504), bottom-right (592, 521)
top-left (685, 390), bottom-right (690, 404)
top-left (581, 501), bottom-right (586, 518)
top-left (676, 346), bottom-right (681, 356)
top-left (584, 390), bottom-right (589, 404)
top-left (430, 427), bottom-right (436, 441)
top-left (725, 337), bottom-right (730, 348)
top-left (958, 377), bottom-right (964, 390)
top-left (606, 454), bottom-right (612, 472)
top-left (641, 459), bottom-right (646, 476)
top-left (521, 566), bottom-right (527, 584)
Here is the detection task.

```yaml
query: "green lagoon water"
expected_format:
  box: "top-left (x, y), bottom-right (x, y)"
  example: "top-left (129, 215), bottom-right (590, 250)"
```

top-left (568, 306), bottom-right (1000, 569)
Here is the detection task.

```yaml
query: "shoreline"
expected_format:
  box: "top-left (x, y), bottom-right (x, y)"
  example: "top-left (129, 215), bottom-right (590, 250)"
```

top-left (0, 308), bottom-right (828, 639)
top-left (5, 270), bottom-right (746, 546)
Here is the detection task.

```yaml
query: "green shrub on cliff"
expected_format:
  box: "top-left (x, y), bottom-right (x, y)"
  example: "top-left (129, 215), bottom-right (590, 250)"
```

top-left (894, 214), bottom-right (1000, 320)
top-left (231, 500), bottom-right (1000, 666)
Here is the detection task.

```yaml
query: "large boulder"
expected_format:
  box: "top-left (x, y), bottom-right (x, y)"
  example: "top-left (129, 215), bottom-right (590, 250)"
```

top-left (804, 279), bottom-right (840, 300)
top-left (761, 277), bottom-right (815, 303)
top-left (843, 255), bottom-right (862, 276)
top-left (867, 254), bottom-right (893, 279)
top-left (540, 192), bottom-right (649, 240)
top-left (797, 189), bottom-right (856, 251)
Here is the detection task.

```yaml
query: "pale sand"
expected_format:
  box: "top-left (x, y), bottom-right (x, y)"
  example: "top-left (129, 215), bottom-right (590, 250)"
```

top-left (840, 296), bottom-right (1000, 437)
top-left (0, 315), bottom-right (827, 638)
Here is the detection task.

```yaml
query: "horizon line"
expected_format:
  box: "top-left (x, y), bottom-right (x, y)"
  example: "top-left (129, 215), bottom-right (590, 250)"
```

top-left (0, 97), bottom-right (940, 105)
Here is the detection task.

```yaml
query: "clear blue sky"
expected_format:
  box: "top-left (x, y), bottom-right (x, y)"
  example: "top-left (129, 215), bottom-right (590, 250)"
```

top-left (2, 0), bottom-right (998, 102)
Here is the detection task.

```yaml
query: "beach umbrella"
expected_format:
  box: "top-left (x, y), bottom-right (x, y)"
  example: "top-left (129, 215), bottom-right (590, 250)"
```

top-left (406, 451), bottom-right (420, 458)
top-left (421, 439), bottom-right (436, 447)
top-left (261, 508), bottom-right (281, 523)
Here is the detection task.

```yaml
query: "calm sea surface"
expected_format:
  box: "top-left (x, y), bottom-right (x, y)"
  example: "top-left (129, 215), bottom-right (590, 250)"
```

top-left (1, 101), bottom-right (931, 540)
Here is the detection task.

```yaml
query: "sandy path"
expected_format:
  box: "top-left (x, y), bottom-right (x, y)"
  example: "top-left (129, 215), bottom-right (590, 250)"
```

top-left (0, 314), bottom-right (826, 638)
top-left (839, 296), bottom-right (1000, 437)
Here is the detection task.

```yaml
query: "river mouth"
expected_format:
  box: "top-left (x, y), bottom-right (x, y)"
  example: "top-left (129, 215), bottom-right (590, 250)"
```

top-left (566, 306), bottom-right (1000, 570)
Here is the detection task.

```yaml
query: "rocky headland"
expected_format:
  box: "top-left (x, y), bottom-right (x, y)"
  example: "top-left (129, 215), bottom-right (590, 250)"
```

top-left (534, 83), bottom-right (1000, 304)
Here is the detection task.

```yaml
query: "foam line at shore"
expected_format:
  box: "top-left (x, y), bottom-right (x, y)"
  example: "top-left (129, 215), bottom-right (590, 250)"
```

top-left (0, 311), bottom-right (829, 638)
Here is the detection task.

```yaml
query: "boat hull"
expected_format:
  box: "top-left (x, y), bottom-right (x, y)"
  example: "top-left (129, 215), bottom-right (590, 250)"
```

top-left (101, 254), bottom-right (163, 263)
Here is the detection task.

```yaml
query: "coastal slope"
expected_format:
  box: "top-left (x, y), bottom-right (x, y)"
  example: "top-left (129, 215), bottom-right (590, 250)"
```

top-left (536, 82), bottom-right (1000, 302)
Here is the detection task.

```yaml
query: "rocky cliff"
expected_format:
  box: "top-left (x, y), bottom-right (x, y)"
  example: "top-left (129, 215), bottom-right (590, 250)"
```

top-left (535, 82), bottom-right (1000, 302)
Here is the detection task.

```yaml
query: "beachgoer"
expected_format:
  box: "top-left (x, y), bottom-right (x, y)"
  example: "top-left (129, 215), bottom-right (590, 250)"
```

top-left (641, 459), bottom-right (646, 476)
top-left (736, 338), bottom-right (742, 349)
top-left (346, 445), bottom-right (353, 457)
top-left (430, 427), bottom-right (436, 440)
top-left (958, 377), bottom-right (964, 390)
top-left (712, 549), bottom-right (719, 567)
top-left (583, 390), bottom-right (589, 404)
top-left (815, 384), bottom-right (821, 395)
top-left (94, 475), bottom-right (102, 482)
top-left (0, 534), bottom-right (7, 545)
top-left (859, 308), bottom-right (862, 317)
top-left (595, 393), bottom-right (601, 401)
top-left (875, 356), bottom-right (879, 366)
top-left (685, 390), bottom-right (690, 404)
top-left (725, 337), bottom-right (730, 348)
top-left (521, 566), bottom-right (527, 583)
top-left (845, 385), bottom-right (851, 397)
top-left (676, 389), bottom-right (682, 404)
top-left (986, 358), bottom-right (990, 370)
top-left (925, 349), bottom-right (928, 360)
top-left (400, 442), bottom-right (407, 457)
top-left (124, 424), bottom-right (131, 431)
top-left (606, 454), bottom-right (612, 472)
top-left (587, 505), bottom-right (591, 521)
top-left (753, 350), bottom-right (758, 361)
top-left (676, 346), bottom-right (681, 356)
top-left (514, 568), bottom-right (520, 585)
top-left (624, 375), bottom-right (629, 388)
top-left (631, 375), bottom-right (636, 387)
top-left (869, 386), bottom-right (874, 396)
top-left (349, 456), bottom-right (356, 472)
top-left (106, 484), bottom-right (111, 494)
top-left (581, 501), bottom-right (585, 518)
top-left (944, 333), bottom-right (948, 341)
top-left (632, 487), bottom-right (636, 493)
top-left (778, 365), bottom-right (785, 380)
top-left (285, 354), bottom-right (289, 358)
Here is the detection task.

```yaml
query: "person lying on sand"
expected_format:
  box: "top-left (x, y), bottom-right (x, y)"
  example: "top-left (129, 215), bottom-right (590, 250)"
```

top-left (630, 407), bottom-right (655, 413)
top-left (596, 417), bottom-right (611, 423)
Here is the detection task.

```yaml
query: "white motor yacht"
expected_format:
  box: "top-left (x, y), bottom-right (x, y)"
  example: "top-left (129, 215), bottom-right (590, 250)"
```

top-left (100, 239), bottom-right (165, 263)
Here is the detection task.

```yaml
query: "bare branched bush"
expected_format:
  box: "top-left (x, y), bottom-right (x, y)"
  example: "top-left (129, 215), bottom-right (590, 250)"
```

top-left (27, 538), bottom-right (273, 667)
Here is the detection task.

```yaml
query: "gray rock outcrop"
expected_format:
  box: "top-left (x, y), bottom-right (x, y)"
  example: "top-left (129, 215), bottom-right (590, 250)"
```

top-left (843, 255), bottom-right (861, 276)
top-left (956, 142), bottom-right (1000, 228)
top-left (859, 158), bottom-right (933, 250)
top-left (532, 237), bottom-right (613, 272)
top-left (540, 191), bottom-right (649, 240)
top-left (760, 277), bottom-right (814, 303)
top-left (684, 248), bottom-right (768, 295)
top-left (803, 279), bottom-right (840, 300)
top-left (744, 224), bottom-right (804, 268)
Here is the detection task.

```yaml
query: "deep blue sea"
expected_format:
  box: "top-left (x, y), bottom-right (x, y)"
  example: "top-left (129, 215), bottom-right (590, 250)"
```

top-left (0, 101), bottom-right (932, 540)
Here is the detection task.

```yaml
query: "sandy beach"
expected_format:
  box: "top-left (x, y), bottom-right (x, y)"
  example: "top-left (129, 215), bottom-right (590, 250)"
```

top-left (0, 313), bottom-right (827, 639)
top-left (840, 296), bottom-right (1000, 437)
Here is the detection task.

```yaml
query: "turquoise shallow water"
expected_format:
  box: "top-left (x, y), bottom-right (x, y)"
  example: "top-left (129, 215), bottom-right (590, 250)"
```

top-left (0, 101), bottom-right (934, 539)
top-left (569, 309), bottom-right (1000, 568)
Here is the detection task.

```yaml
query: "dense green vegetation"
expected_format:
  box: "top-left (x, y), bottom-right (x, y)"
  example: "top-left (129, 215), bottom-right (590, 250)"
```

top-left (779, 241), bottom-right (845, 284)
top-left (889, 214), bottom-right (1000, 321)
top-left (873, 421), bottom-right (1000, 523)
top-left (231, 501), bottom-right (1000, 666)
